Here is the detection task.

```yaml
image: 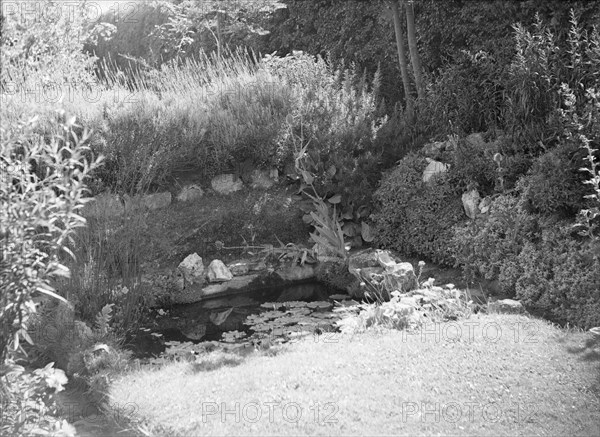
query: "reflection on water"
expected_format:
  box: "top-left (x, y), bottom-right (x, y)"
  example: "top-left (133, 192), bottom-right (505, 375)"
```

top-left (130, 281), bottom-right (338, 357)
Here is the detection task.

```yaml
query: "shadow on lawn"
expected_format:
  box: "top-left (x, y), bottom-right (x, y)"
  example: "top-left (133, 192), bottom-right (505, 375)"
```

top-left (189, 344), bottom-right (286, 373)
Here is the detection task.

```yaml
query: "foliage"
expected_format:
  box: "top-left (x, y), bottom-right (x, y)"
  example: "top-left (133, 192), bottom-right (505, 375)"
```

top-left (452, 195), bottom-right (540, 296)
top-left (446, 134), bottom-right (498, 194)
top-left (26, 301), bottom-right (133, 404)
top-left (0, 0), bottom-right (101, 89)
top-left (0, 113), bottom-right (101, 363)
top-left (152, 0), bottom-right (287, 60)
top-left (515, 224), bottom-right (600, 329)
top-left (293, 132), bottom-right (348, 260)
top-left (519, 142), bottom-right (590, 217)
top-left (0, 361), bottom-right (74, 437)
top-left (564, 85), bottom-right (600, 239)
top-left (92, 50), bottom-right (291, 193)
top-left (335, 283), bottom-right (472, 335)
top-left (265, 52), bottom-right (386, 209)
top-left (372, 153), bottom-right (465, 266)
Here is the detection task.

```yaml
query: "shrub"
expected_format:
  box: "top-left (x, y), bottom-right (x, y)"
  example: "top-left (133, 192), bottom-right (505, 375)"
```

top-left (447, 135), bottom-right (498, 194)
top-left (1, 360), bottom-right (73, 436)
top-left (452, 195), bottom-right (540, 295)
top-left (516, 224), bottom-right (600, 329)
top-left (519, 142), bottom-right (591, 217)
top-left (0, 113), bottom-right (101, 363)
top-left (265, 52), bottom-right (386, 201)
top-left (372, 153), bottom-right (465, 266)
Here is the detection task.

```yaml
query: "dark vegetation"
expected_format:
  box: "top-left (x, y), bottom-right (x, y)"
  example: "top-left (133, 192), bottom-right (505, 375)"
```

top-left (1, 1), bottom-right (599, 434)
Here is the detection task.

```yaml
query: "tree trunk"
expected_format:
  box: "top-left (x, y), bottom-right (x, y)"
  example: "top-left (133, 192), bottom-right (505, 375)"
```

top-left (390, 1), bottom-right (414, 118)
top-left (405, 0), bottom-right (424, 99)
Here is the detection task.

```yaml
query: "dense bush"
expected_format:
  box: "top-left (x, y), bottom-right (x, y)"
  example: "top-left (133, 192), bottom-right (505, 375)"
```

top-left (452, 195), bottom-right (540, 295)
top-left (372, 153), bottom-right (465, 266)
top-left (516, 225), bottom-right (600, 329)
top-left (446, 135), bottom-right (498, 194)
top-left (519, 142), bottom-right (591, 217)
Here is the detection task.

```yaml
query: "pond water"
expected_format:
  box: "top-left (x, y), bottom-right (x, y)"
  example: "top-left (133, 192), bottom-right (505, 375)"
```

top-left (128, 281), bottom-right (349, 358)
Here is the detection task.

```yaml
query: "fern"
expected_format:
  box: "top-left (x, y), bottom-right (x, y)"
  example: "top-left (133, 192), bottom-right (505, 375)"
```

top-left (95, 304), bottom-right (114, 336)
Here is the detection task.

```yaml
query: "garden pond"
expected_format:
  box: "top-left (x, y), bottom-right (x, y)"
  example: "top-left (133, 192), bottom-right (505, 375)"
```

top-left (128, 281), bottom-right (354, 361)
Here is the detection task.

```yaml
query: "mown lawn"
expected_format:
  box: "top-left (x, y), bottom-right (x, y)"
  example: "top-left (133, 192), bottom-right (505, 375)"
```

top-left (108, 314), bottom-right (600, 436)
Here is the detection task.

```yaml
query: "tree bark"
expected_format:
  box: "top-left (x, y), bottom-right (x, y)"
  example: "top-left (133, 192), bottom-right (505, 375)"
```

top-left (390, 0), bottom-right (414, 117)
top-left (405, 0), bottom-right (424, 99)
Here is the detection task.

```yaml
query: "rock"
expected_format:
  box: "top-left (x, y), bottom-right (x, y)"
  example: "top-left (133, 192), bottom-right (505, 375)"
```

top-left (421, 141), bottom-right (447, 159)
top-left (422, 158), bottom-right (449, 183)
top-left (211, 174), bottom-right (243, 195)
top-left (250, 169), bottom-right (276, 190)
top-left (462, 189), bottom-right (481, 219)
top-left (207, 260), bottom-right (233, 282)
top-left (348, 250), bottom-right (381, 276)
top-left (177, 253), bottom-right (205, 286)
top-left (82, 193), bottom-right (124, 218)
top-left (479, 196), bottom-right (492, 214)
top-left (487, 299), bottom-right (525, 314)
top-left (375, 249), bottom-right (396, 270)
top-left (275, 264), bottom-right (315, 281)
top-left (382, 267), bottom-right (418, 294)
top-left (228, 261), bottom-right (250, 276)
top-left (143, 192), bottom-right (172, 210)
top-left (177, 184), bottom-right (204, 202)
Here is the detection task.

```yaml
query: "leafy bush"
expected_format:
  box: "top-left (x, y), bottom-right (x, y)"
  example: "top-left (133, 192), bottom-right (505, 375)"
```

top-left (372, 153), bottom-right (464, 266)
top-left (519, 142), bottom-right (590, 217)
top-left (0, 114), bottom-right (101, 363)
top-left (265, 52), bottom-right (386, 205)
top-left (1, 361), bottom-right (73, 436)
top-left (26, 301), bottom-right (133, 404)
top-left (447, 135), bottom-right (498, 194)
top-left (452, 195), bottom-right (540, 295)
top-left (516, 224), bottom-right (600, 329)
top-left (0, 0), bottom-right (99, 89)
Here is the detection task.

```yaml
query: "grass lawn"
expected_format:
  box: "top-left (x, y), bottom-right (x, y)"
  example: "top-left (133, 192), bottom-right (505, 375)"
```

top-left (107, 314), bottom-right (600, 436)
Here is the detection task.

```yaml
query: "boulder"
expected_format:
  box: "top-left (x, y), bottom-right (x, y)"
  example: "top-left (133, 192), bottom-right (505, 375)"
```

top-left (462, 189), bottom-right (481, 219)
top-left (250, 169), bottom-right (276, 190)
top-left (82, 193), bottom-right (124, 218)
top-left (207, 259), bottom-right (233, 282)
top-left (177, 184), bottom-right (204, 202)
top-left (275, 264), bottom-right (315, 281)
top-left (348, 249), bottom-right (381, 276)
top-left (422, 158), bottom-right (449, 183)
top-left (211, 174), bottom-right (243, 195)
top-left (177, 253), bottom-right (205, 285)
top-left (143, 192), bottom-right (172, 210)
top-left (487, 299), bottom-right (525, 314)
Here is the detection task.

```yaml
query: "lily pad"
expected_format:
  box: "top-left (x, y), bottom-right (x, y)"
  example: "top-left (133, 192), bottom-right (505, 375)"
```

top-left (307, 301), bottom-right (333, 311)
